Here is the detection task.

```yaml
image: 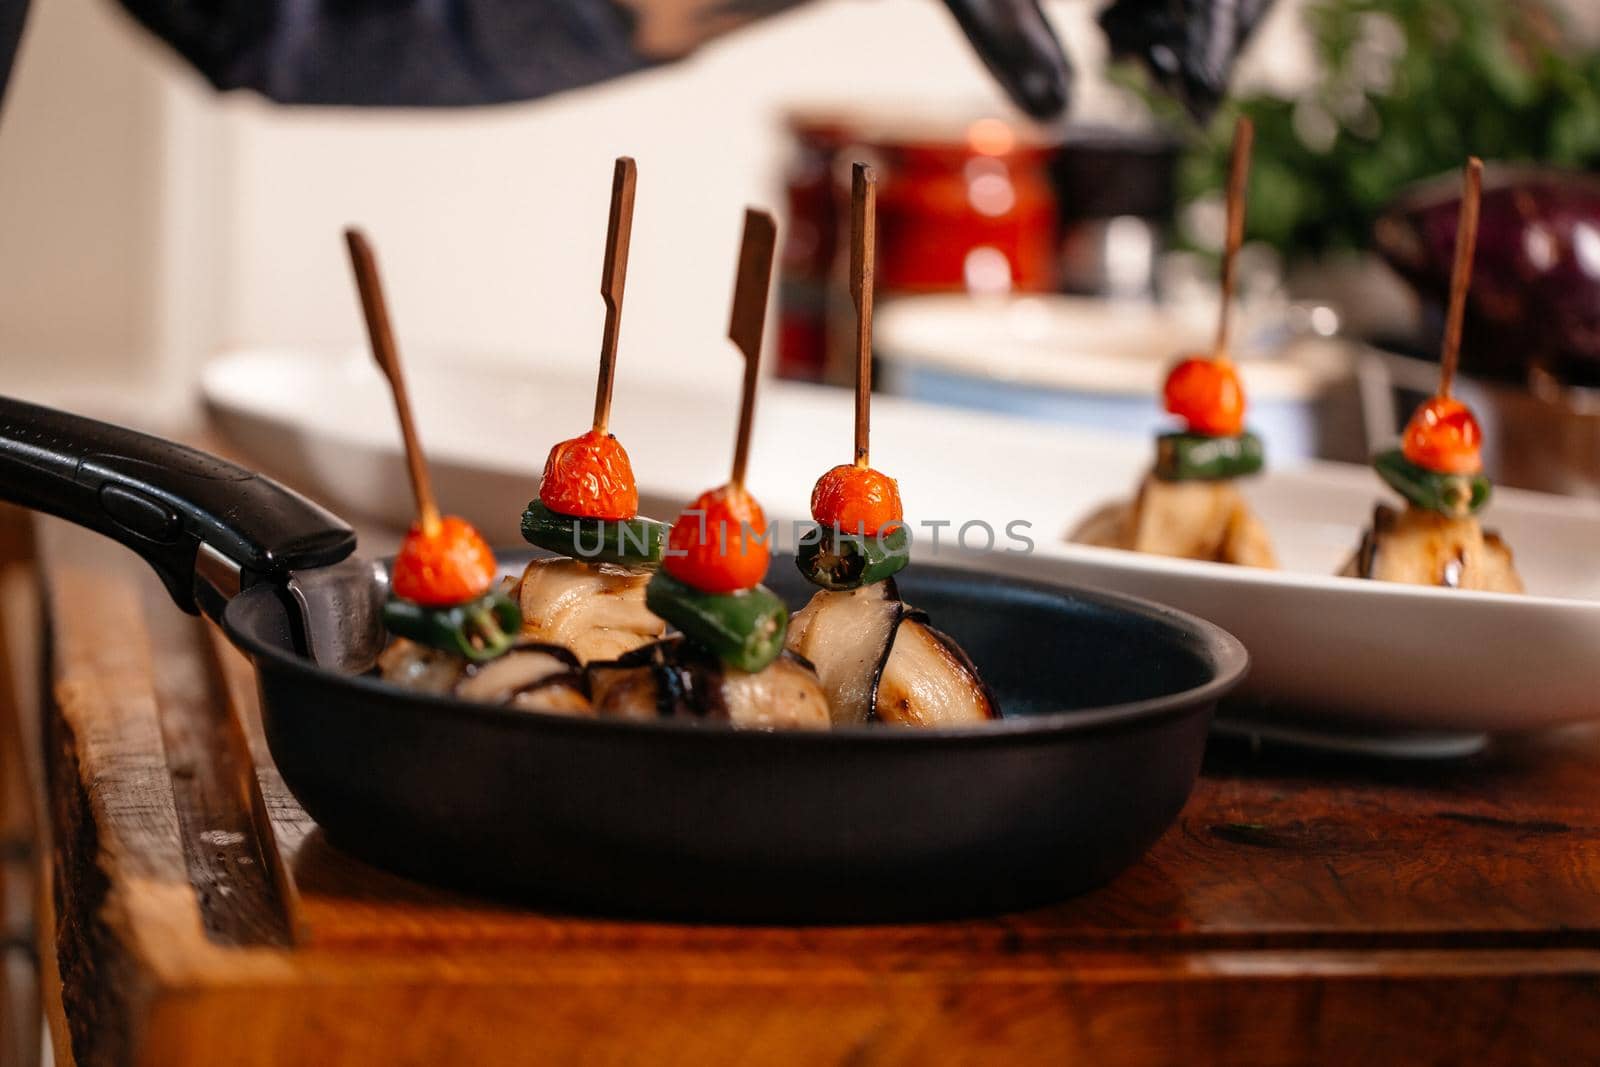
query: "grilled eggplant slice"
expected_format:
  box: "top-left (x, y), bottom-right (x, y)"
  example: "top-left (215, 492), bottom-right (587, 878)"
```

top-left (377, 638), bottom-right (464, 695)
top-left (454, 641), bottom-right (591, 714)
top-left (1340, 504), bottom-right (1523, 593)
top-left (514, 556), bottom-right (666, 664)
top-left (1071, 473), bottom-right (1277, 568)
top-left (1069, 501), bottom-right (1128, 551)
top-left (786, 579), bottom-right (906, 726)
top-left (875, 616), bottom-right (998, 727)
top-left (716, 655), bottom-right (833, 731)
top-left (378, 638), bottom-right (592, 713)
top-left (787, 580), bottom-right (999, 727)
top-left (588, 636), bottom-right (831, 730)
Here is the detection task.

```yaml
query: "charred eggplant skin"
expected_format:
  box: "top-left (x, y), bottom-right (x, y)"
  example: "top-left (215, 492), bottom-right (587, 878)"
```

top-left (1154, 431), bottom-right (1264, 482)
top-left (521, 501), bottom-right (667, 566)
top-left (590, 636), bottom-right (827, 725)
top-left (382, 591), bottom-right (522, 663)
top-left (795, 523), bottom-right (911, 591)
top-left (1374, 449), bottom-right (1490, 517)
top-left (644, 572), bottom-right (788, 673)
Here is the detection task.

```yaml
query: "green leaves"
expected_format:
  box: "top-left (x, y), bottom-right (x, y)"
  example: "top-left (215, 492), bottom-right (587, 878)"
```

top-left (1152, 0), bottom-right (1600, 257)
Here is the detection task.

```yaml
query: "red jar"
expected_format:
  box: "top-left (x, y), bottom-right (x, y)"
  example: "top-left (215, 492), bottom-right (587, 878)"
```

top-left (777, 111), bottom-right (1060, 384)
top-left (867, 118), bottom-right (1059, 296)
top-left (777, 115), bottom-right (852, 383)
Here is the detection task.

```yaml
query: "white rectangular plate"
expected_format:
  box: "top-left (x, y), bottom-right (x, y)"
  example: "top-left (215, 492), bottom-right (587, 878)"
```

top-left (204, 348), bottom-right (1600, 735)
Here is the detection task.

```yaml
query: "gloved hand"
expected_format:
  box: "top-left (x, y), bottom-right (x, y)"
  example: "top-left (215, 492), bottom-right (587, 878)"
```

top-left (0, 0), bottom-right (1272, 122)
top-left (938, 0), bottom-right (1071, 119)
top-left (1099, 0), bottom-right (1277, 121)
top-left (935, 0), bottom-right (1276, 122)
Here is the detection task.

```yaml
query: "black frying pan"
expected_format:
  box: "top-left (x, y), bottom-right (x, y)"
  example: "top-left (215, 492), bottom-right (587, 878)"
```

top-left (0, 395), bottom-right (1247, 921)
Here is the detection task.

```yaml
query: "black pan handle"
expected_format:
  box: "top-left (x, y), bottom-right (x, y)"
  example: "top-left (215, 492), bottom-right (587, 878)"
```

top-left (0, 395), bottom-right (356, 615)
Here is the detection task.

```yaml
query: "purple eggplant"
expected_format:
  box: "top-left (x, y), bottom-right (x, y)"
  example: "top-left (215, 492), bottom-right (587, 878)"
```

top-left (1376, 166), bottom-right (1600, 384)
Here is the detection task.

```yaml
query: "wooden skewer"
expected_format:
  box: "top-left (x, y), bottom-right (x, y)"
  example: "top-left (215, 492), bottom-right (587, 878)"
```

top-left (727, 208), bottom-right (778, 490)
top-left (1438, 157), bottom-right (1484, 399)
top-left (850, 162), bottom-right (876, 468)
top-left (1213, 116), bottom-right (1255, 360)
top-left (345, 227), bottom-right (441, 537)
top-left (593, 156), bottom-right (638, 435)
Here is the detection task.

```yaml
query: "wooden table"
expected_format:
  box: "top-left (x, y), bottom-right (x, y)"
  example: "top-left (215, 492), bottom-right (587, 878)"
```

top-left (4, 506), bottom-right (1600, 1066)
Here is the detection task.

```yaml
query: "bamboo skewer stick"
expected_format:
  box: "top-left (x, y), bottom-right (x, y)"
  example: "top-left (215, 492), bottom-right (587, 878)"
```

top-left (727, 209), bottom-right (778, 490)
top-left (1213, 117), bottom-right (1255, 361)
top-left (1438, 157), bottom-right (1484, 400)
top-left (593, 156), bottom-right (638, 435)
top-left (345, 227), bottom-right (441, 537)
top-left (850, 162), bottom-right (876, 468)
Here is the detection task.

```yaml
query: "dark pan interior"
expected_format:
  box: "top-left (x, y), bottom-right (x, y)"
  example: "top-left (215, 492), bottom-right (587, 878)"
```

top-left (765, 563), bottom-right (1217, 717)
top-left (223, 552), bottom-right (1245, 920)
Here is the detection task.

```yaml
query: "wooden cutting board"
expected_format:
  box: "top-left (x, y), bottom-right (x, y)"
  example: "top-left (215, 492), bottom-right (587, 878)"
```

top-left (7, 511), bottom-right (1600, 1067)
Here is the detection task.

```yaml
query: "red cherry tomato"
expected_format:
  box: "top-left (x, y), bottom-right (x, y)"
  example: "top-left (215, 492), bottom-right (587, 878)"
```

top-left (1163, 355), bottom-right (1246, 437)
top-left (538, 430), bottom-right (639, 521)
top-left (810, 463), bottom-right (904, 535)
top-left (662, 485), bottom-right (770, 593)
top-left (1402, 395), bottom-right (1483, 474)
top-left (391, 516), bottom-right (497, 607)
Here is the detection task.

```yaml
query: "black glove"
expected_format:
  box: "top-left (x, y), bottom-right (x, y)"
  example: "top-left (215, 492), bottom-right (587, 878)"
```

top-left (0, 0), bottom-right (1271, 122)
top-left (0, 0), bottom-right (27, 111)
top-left (938, 0), bottom-right (1071, 119)
top-left (1100, 0), bottom-right (1277, 121)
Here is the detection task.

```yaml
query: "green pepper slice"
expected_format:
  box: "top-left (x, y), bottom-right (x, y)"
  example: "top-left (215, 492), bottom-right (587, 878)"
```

top-left (644, 572), bottom-right (787, 673)
top-left (1373, 448), bottom-right (1491, 518)
top-left (1154, 431), bottom-right (1265, 482)
top-left (521, 500), bottom-right (667, 566)
top-left (795, 523), bottom-right (910, 591)
top-left (383, 591), bottom-right (522, 663)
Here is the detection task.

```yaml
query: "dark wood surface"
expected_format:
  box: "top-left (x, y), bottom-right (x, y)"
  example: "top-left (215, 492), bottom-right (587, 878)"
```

top-left (0, 510), bottom-right (42, 1067)
top-left (6, 507), bottom-right (1600, 1065)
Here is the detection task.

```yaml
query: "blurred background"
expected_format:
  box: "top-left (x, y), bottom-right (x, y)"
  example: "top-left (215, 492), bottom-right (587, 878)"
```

top-left (2, 0), bottom-right (1600, 493)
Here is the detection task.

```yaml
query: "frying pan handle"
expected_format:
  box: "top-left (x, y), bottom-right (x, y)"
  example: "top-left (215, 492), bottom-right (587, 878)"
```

top-left (0, 395), bottom-right (356, 616)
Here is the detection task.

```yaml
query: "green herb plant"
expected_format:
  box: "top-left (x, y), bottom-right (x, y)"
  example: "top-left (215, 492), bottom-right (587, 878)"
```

top-left (1138, 0), bottom-right (1600, 256)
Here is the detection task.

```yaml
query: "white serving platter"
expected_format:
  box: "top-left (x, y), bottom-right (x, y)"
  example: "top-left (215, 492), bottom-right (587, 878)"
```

top-left (203, 347), bottom-right (1600, 742)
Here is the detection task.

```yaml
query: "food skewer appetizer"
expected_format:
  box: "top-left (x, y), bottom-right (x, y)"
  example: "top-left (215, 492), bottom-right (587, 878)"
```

top-left (784, 164), bottom-right (997, 728)
top-left (1071, 118), bottom-right (1276, 568)
top-left (1339, 158), bottom-right (1523, 592)
top-left (347, 229), bottom-right (590, 711)
top-left (514, 157), bottom-right (669, 663)
top-left (588, 209), bottom-right (831, 729)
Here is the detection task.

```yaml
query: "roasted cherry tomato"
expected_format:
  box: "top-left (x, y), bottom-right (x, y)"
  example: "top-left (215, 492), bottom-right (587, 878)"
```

top-left (661, 485), bottom-right (770, 594)
top-left (538, 430), bottom-right (639, 521)
top-left (390, 516), bottom-right (498, 607)
top-left (810, 463), bottom-right (904, 535)
top-left (1402, 395), bottom-right (1483, 475)
top-left (1163, 355), bottom-right (1246, 437)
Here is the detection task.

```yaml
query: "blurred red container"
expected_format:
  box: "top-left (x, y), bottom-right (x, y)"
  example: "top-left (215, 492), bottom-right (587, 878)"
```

top-left (777, 116), bottom-right (853, 382)
top-left (777, 110), bottom-right (1059, 384)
